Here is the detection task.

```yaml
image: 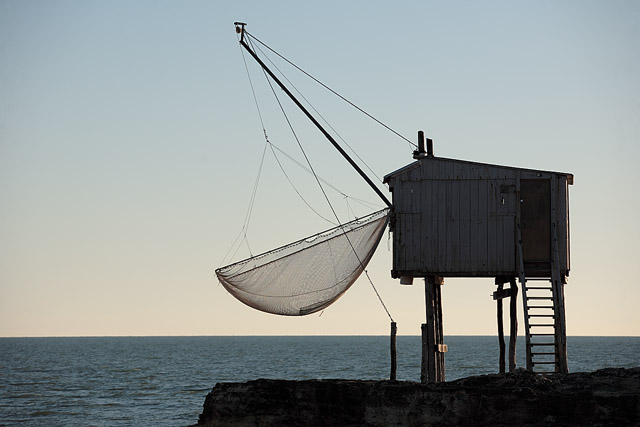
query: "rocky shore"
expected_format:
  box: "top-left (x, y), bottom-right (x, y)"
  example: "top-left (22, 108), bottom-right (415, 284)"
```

top-left (194, 367), bottom-right (639, 426)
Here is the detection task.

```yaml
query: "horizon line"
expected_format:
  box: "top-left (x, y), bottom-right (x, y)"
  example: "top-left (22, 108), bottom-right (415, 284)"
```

top-left (2, 334), bottom-right (639, 339)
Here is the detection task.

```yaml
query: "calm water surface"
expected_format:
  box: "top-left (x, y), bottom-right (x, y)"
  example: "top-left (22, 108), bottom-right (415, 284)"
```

top-left (1, 336), bottom-right (638, 426)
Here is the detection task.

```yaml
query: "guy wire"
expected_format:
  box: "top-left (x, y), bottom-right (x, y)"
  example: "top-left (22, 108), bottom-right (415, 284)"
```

top-left (246, 30), bottom-right (417, 151)
top-left (251, 34), bottom-right (394, 322)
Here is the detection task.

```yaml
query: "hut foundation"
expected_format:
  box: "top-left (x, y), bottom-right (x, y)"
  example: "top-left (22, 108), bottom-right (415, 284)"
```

top-left (421, 276), bottom-right (446, 383)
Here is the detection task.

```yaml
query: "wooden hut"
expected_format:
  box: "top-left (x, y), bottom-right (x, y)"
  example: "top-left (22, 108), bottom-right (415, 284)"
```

top-left (383, 132), bottom-right (573, 382)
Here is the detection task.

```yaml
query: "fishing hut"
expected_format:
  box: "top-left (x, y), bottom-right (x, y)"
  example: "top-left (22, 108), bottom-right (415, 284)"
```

top-left (384, 132), bottom-right (573, 382)
top-left (229, 23), bottom-right (574, 383)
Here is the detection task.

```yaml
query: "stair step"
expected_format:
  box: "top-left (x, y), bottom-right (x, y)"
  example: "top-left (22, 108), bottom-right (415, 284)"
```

top-left (527, 305), bottom-right (554, 309)
top-left (532, 352), bottom-right (557, 356)
top-left (533, 361), bottom-right (557, 365)
top-left (530, 324), bottom-right (554, 327)
top-left (528, 314), bottom-right (555, 318)
top-left (527, 296), bottom-right (554, 300)
top-left (526, 287), bottom-right (552, 290)
top-left (531, 342), bottom-right (555, 346)
top-left (530, 333), bottom-right (555, 336)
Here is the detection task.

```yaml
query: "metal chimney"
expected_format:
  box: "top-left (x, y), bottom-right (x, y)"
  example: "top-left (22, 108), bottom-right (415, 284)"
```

top-left (426, 138), bottom-right (434, 158)
top-left (413, 131), bottom-right (426, 159)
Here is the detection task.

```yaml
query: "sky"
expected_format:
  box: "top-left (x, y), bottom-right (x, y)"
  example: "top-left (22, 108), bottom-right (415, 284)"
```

top-left (1, 1), bottom-right (639, 337)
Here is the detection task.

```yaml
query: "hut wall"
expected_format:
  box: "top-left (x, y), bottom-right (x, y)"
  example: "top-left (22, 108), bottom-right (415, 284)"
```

top-left (387, 158), bottom-right (570, 278)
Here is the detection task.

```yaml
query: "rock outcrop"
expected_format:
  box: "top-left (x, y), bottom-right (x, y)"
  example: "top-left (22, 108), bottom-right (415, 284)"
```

top-left (195, 368), bottom-right (640, 426)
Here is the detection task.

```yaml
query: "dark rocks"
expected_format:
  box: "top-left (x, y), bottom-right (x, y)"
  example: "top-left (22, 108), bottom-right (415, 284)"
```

top-left (195, 368), bottom-right (640, 426)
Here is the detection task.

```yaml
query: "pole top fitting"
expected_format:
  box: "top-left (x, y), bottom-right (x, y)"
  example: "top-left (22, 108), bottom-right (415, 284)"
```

top-left (234, 22), bottom-right (247, 40)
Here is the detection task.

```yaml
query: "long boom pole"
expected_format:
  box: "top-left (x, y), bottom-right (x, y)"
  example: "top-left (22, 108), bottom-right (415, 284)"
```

top-left (236, 25), bottom-right (392, 208)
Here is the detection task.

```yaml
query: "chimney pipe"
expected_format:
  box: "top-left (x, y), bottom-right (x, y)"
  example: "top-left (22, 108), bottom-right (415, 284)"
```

top-left (426, 138), bottom-right (434, 158)
top-left (413, 131), bottom-right (426, 160)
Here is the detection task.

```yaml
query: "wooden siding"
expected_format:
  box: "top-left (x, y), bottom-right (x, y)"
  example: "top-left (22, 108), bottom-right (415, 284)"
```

top-left (387, 157), bottom-right (571, 278)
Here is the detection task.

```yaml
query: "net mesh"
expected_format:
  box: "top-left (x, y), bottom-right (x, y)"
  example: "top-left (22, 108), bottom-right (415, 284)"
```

top-left (216, 208), bottom-right (389, 316)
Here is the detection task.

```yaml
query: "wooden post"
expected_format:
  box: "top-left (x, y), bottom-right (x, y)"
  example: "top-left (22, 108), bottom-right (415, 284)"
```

top-left (425, 277), bottom-right (436, 382)
top-left (550, 174), bottom-right (569, 374)
top-left (390, 321), bottom-right (397, 380)
top-left (509, 277), bottom-right (518, 373)
top-left (553, 276), bottom-right (569, 374)
top-left (496, 283), bottom-right (506, 373)
top-left (421, 323), bottom-right (428, 383)
top-left (435, 281), bottom-right (445, 381)
top-left (422, 276), bottom-right (445, 383)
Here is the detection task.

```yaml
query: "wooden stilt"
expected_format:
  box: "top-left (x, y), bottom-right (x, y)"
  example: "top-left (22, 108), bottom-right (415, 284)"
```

top-left (509, 277), bottom-right (518, 373)
top-left (496, 282), bottom-right (506, 373)
top-left (390, 321), bottom-right (397, 380)
top-left (552, 275), bottom-right (568, 374)
top-left (422, 276), bottom-right (445, 383)
top-left (420, 323), bottom-right (428, 383)
top-left (435, 282), bottom-right (445, 381)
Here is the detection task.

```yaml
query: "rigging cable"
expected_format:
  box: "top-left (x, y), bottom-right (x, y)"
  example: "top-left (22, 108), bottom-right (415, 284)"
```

top-left (246, 30), bottom-right (417, 151)
top-left (251, 41), bottom-right (384, 184)
top-left (244, 34), bottom-right (339, 226)
top-left (251, 35), bottom-right (394, 322)
top-left (267, 143), bottom-right (337, 225)
top-left (268, 142), bottom-right (382, 211)
top-left (220, 42), bottom-right (270, 265)
top-left (225, 30), bottom-right (384, 268)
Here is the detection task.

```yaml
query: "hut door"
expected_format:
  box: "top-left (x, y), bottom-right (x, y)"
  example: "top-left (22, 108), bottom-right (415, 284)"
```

top-left (520, 180), bottom-right (551, 263)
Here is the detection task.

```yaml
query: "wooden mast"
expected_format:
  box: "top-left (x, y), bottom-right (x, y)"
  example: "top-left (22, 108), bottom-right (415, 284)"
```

top-left (235, 23), bottom-right (391, 208)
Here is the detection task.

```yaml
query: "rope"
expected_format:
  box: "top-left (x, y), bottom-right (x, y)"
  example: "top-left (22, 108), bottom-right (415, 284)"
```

top-left (365, 268), bottom-right (394, 322)
top-left (224, 34), bottom-right (380, 267)
top-left (250, 41), bottom-right (384, 184)
top-left (246, 30), bottom-right (417, 150)
top-left (244, 35), bottom-right (377, 226)
top-left (223, 42), bottom-right (272, 262)
top-left (220, 134), bottom-right (266, 264)
top-left (252, 35), bottom-right (394, 322)
top-left (267, 143), bottom-right (337, 225)
top-left (268, 143), bottom-right (382, 212)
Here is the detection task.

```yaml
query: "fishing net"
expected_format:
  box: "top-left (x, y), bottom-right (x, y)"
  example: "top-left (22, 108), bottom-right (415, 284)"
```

top-left (216, 208), bottom-right (390, 316)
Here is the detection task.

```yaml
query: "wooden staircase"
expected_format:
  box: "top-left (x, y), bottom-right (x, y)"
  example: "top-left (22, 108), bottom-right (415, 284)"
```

top-left (517, 202), bottom-right (568, 374)
top-left (521, 278), bottom-right (563, 373)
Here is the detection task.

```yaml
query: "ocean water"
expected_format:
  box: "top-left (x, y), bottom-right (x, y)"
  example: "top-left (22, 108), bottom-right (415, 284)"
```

top-left (1, 336), bottom-right (638, 426)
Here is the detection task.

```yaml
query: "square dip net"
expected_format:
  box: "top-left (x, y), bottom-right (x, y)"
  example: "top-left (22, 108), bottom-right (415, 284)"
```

top-left (216, 208), bottom-right (389, 316)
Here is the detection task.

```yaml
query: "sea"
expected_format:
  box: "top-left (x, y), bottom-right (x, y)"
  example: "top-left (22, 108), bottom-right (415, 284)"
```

top-left (1, 336), bottom-right (638, 426)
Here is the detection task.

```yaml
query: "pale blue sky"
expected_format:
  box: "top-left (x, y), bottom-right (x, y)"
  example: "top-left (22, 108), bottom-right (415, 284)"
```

top-left (1, 1), bottom-right (639, 337)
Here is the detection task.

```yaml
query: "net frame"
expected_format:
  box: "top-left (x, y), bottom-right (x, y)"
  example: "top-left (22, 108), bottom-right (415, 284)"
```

top-left (216, 208), bottom-right (390, 315)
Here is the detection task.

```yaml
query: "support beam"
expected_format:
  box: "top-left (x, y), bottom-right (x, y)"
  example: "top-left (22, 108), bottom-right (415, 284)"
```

top-left (435, 280), bottom-right (445, 380)
top-left (420, 324), bottom-right (429, 383)
top-left (553, 275), bottom-right (569, 374)
top-left (493, 287), bottom-right (514, 300)
top-left (496, 282), bottom-right (506, 374)
top-left (421, 276), bottom-right (445, 383)
top-left (509, 277), bottom-right (519, 373)
top-left (390, 321), bottom-right (397, 380)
